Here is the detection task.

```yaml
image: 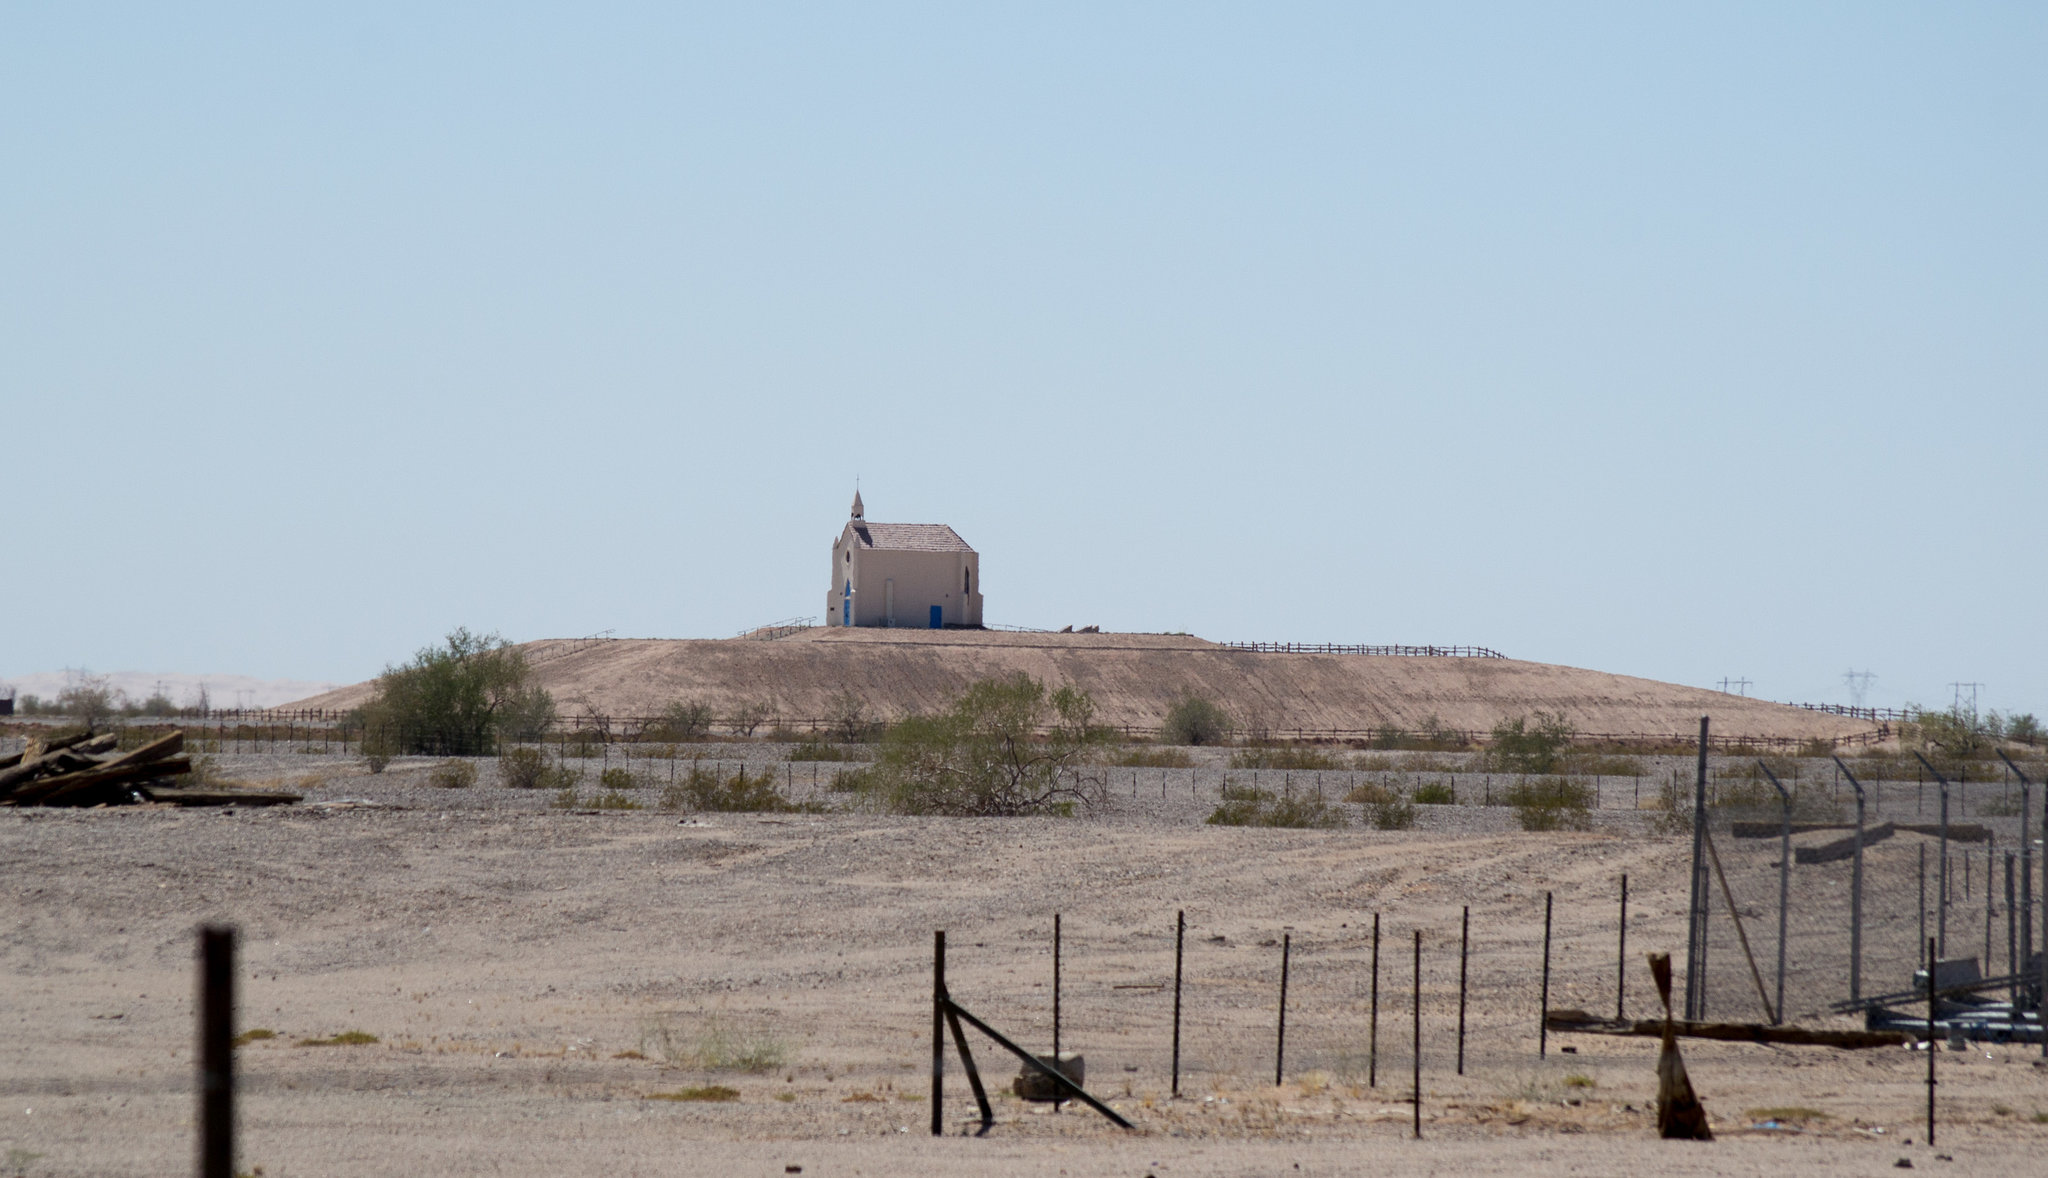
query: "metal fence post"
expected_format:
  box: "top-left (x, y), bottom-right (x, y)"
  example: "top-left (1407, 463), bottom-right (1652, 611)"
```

top-left (1540, 891), bottom-right (1553, 1057)
top-left (1457, 906), bottom-right (1469, 1076)
top-left (1758, 762), bottom-right (1792, 1025)
top-left (199, 926), bottom-right (235, 1178)
top-left (1171, 910), bottom-right (1185, 1098)
top-left (931, 930), bottom-right (945, 1136)
top-left (1616, 874), bottom-right (1628, 1021)
top-left (1274, 932), bottom-right (1291, 1087)
top-left (1834, 757), bottom-right (1868, 1001)
top-left (1684, 716), bottom-right (1711, 1020)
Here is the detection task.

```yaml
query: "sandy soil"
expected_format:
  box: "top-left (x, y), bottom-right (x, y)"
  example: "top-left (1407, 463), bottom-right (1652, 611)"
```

top-left (5, 753), bottom-right (2044, 1177)
top-left (288, 630), bottom-right (1880, 743)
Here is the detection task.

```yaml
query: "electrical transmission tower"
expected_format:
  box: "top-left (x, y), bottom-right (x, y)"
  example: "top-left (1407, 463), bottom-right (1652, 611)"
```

top-left (1842, 670), bottom-right (1876, 708)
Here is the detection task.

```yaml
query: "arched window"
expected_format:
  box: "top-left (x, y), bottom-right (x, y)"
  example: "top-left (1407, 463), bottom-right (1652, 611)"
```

top-left (964, 568), bottom-right (971, 592)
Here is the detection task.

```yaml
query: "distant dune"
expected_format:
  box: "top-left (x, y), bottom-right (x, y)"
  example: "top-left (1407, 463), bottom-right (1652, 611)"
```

top-left (2, 670), bottom-right (341, 711)
top-left (286, 630), bottom-right (1872, 742)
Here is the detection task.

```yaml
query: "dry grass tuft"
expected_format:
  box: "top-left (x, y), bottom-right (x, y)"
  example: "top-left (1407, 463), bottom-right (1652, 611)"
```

top-left (646, 1085), bottom-right (738, 1102)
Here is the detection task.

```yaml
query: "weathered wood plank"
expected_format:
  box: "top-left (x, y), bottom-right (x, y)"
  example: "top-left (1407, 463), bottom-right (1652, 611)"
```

top-left (1546, 1008), bottom-right (1908, 1049)
top-left (6, 758), bottom-right (191, 806)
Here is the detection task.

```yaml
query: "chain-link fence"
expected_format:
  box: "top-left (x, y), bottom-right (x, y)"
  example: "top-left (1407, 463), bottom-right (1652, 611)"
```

top-left (1694, 767), bottom-right (2041, 1030)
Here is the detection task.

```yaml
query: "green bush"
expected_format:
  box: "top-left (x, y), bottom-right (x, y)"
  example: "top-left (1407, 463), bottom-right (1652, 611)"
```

top-left (1114, 746), bottom-right (1196, 767)
top-left (1206, 783), bottom-right (1347, 829)
top-left (659, 765), bottom-right (798, 813)
top-left (645, 700), bottom-right (713, 742)
top-left (787, 737), bottom-right (855, 761)
top-left (1161, 695), bottom-right (1232, 747)
top-left (428, 760), bottom-right (477, 789)
top-left (355, 628), bottom-right (554, 756)
top-left (1486, 712), bottom-right (1574, 776)
top-left (499, 747), bottom-right (579, 790)
top-left (589, 790), bottom-right (642, 810)
top-left (1503, 776), bottom-right (1594, 831)
top-left (1412, 780), bottom-right (1456, 805)
top-left (1229, 746), bottom-right (1341, 770)
top-left (1365, 797), bottom-right (1416, 829)
top-left (1344, 780), bottom-right (1397, 805)
top-left (853, 675), bottom-right (1114, 816)
top-left (600, 766), bottom-right (642, 792)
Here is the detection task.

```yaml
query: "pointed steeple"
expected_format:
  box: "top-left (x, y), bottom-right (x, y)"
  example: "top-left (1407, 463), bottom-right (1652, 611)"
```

top-left (851, 488), bottom-right (864, 520)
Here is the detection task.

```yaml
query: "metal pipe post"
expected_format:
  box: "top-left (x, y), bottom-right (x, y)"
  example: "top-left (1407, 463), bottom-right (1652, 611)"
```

top-left (1684, 716), bottom-right (1711, 1020)
top-left (1616, 873), bottom-right (1628, 1021)
top-left (1927, 936), bottom-right (1938, 1146)
top-left (1369, 913), bottom-right (1380, 1087)
top-left (1274, 932), bottom-right (1291, 1087)
top-left (1457, 906), bottom-right (1469, 1076)
top-left (1540, 891), bottom-right (1554, 1057)
top-left (1052, 913), bottom-right (1061, 1058)
top-left (932, 931), bottom-right (945, 1136)
top-left (1834, 757), bottom-right (1868, 1000)
top-left (1171, 910), bottom-right (1184, 1098)
top-left (1412, 928), bottom-right (1422, 1140)
top-left (1758, 763), bottom-right (1792, 1026)
top-left (199, 925), bottom-right (235, 1178)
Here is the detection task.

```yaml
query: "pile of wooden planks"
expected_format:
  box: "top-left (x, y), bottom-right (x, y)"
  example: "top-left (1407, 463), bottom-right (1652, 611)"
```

top-left (0, 729), bottom-right (299, 807)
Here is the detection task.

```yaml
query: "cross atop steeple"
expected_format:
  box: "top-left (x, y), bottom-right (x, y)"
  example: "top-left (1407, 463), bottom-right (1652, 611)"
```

top-left (851, 488), bottom-right (864, 520)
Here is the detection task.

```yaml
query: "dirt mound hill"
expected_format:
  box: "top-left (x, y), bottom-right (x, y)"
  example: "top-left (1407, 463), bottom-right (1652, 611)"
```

top-left (288, 629), bottom-right (1874, 743)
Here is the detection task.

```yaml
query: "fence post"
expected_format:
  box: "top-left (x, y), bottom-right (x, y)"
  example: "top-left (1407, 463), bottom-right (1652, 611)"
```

top-left (931, 930), bottom-right (945, 1136)
top-left (1171, 910), bottom-right (1185, 1099)
top-left (1539, 892), bottom-right (1553, 1057)
top-left (1412, 928), bottom-right (1422, 1140)
top-left (1926, 936), bottom-right (1937, 1146)
top-left (1274, 932), bottom-right (1291, 1086)
top-left (199, 925), bottom-right (235, 1178)
top-left (1616, 874), bottom-right (1628, 1021)
top-left (1369, 913), bottom-right (1380, 1087)
top-left (1457, 905), bottom-right (1469, 1076)
top-left (1684, 716), bottom-right (1711, 1021)
top-left (1052, 913), bottom-right (1062, 1061)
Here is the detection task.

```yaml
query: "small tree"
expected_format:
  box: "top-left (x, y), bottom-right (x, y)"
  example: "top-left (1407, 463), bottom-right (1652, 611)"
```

top-left (857, 675), bottom-right (1113, 816)
top-left (357, 628), bottom-right (551, 756)
top-left (1484, 711), bottom-right (1574, 775)
top-left (56, 675), bottom-right (120, 729)
top-left (647, 700), bottom-right (713, 742)
top-left (1161, 694), bottom-right (1232, 746)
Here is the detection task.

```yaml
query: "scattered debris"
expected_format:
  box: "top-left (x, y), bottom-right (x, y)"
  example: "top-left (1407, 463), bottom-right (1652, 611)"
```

top-left (0, 730), bottom-right (299, 807)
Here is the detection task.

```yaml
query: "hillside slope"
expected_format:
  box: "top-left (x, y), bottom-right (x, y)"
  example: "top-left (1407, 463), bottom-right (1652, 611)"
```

top-left (289, 630), bottom-right (1873, 742)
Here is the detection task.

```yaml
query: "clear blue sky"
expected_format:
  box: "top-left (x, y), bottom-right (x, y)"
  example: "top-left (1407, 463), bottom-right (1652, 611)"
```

top-left (3, 4), bottom-right (2042, 716)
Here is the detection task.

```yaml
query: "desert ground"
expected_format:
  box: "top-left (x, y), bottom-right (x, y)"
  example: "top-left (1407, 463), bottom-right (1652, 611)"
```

top-left (5, 746), bottom-right (2046, 1177)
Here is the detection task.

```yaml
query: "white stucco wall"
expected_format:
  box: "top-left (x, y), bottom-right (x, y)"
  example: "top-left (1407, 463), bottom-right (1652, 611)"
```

top-left (826, 530), bottom-right (982, 628)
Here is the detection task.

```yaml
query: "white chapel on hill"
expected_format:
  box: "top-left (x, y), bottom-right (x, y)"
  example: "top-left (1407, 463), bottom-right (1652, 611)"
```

top-left (826, 492), bottom-right (984, 629)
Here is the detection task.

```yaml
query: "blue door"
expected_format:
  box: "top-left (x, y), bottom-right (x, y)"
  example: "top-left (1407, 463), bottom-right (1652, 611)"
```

top-left (843, 581), bottom-right (851, 626)
top-left (929, 605), bottom-right (943, 629)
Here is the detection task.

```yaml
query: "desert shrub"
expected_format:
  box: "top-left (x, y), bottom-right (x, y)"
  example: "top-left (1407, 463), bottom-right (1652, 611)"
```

top-left (659, 765), bottom-right (797, 813)
top-left (590, 791), bottom-right (642, 810)
top-left (1412, 780), bottom-right (1456, 805)
top-left (1708, 775), bottom-right (1842, 822)
top-left (826, 690), bottom-right (883, 743)
top-left (1368, 715), bottom-right (1468, 751)
top-left (1503, 776), bottom-right (1594, 831)
top-left (562, 730), bottom-right (606, 758)
top-left (640, 1015), bottom-right (787, 1072)
top-left (1113, 746), bottom-right (1196, 768)
top-left (1353, 753), bottom-right (1399, 772)
top-left (1563, 753), bottom-right (1643, 778)
top-left (646, 700), bottom-right (713, 742)
top-left (852, 675), bottom-right (1113, 816)
top-left (1230, 745), bottom-right (1341, 770)
top-left (428, 760), bottom-right (478, 789)
top-left (361, 726), bottom-right (395, 774)
top-left (1207, 783), bottom-right (1347, 828)
top-left (787, 737), bottom-right (855, 761)
top-left (355, 628), bottom-right (553, 756)
top-left (499, 747), bottom-right (579, 790)
top-left (729, 700), bottom-right (773, 738)
top-left (1161, 694), bottom-right (1232, 747)
top-left (1365, 795), bottom-right (1416, 829)
top-left (600, 766), bottom-right (642, 792)
top-left (55, 676), bottom-right (120, 728)
top-left (1345, 780), bottom-right (1397, 805)
top-left (2003, 713), bottom-right (2042, 746)
top-left (1486, 712), bottom-right (1574, 776)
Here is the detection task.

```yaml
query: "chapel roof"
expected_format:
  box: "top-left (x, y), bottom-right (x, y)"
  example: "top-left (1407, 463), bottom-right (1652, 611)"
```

top-left (848, 522), bottom-right (975, 553)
